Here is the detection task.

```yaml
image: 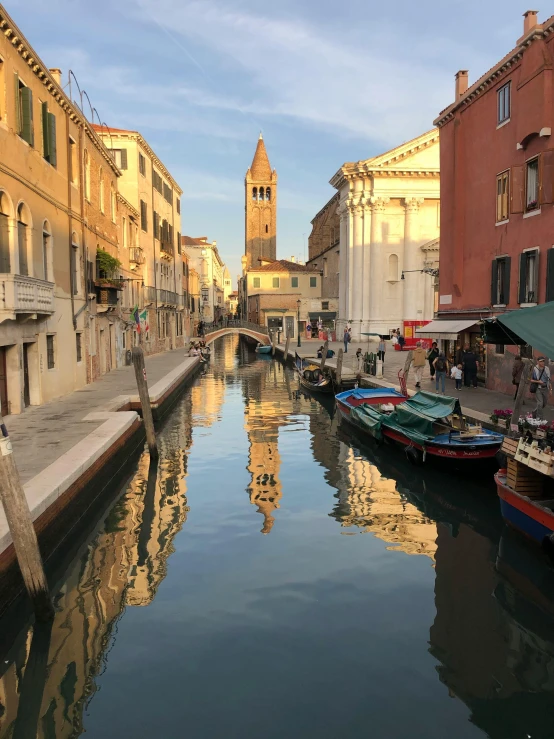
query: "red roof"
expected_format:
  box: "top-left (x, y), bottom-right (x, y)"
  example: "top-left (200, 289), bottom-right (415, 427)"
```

top-left (249, 259), bottom-right (320, 273)
top-left (181, 236), bottom-right (210, 246)
top-left (91, 124), bottom-right (138, 135)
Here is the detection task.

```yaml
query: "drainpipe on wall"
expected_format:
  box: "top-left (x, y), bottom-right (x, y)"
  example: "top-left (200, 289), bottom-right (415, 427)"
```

top-left (151, 159), bottom-right (158, 344)
top-left (66, 111), bottom-right (76, 330)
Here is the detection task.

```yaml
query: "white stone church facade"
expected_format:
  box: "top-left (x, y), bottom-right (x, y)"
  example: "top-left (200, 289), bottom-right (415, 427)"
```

top-left (331, 129), bottom-right (440, 341)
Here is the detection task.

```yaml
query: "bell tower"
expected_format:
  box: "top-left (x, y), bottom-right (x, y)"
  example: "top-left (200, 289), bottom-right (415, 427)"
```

top-left (245, 133), bottom-right (277, 269)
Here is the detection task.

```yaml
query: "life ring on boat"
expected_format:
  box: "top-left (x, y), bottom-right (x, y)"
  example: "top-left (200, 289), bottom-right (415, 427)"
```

top-left (405, 445), bottom-right (423, 466)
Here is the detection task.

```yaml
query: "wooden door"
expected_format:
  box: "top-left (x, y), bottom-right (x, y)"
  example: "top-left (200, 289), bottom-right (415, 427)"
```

top-left (23, 343), bottom-right (30, 407)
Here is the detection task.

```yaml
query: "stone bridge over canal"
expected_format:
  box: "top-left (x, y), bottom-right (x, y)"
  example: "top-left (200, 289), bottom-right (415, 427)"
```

top-left (204, 321), bottom-right (271, 346)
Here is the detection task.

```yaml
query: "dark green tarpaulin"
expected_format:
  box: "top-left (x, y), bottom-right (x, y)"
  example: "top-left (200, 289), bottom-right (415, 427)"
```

top-left (350, 391), bottom-right (460, 447)
top-left (496, 302), bottom-right (554, 359)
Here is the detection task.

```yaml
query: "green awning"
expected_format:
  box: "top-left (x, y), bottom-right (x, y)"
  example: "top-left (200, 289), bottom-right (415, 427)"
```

top-left (495, 303), bottom-right (554, 358)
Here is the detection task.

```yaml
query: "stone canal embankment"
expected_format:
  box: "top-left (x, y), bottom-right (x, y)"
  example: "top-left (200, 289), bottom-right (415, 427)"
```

top-left (0, 350), bottom-right (200, 606)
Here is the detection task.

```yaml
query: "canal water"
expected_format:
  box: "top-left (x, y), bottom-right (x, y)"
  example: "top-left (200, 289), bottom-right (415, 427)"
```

top-left (1, 334), bottom-right (554, 738)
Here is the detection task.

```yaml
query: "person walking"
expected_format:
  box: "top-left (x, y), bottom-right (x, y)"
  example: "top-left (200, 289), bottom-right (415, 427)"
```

top-left (412, 341), bottom-right (427, 388)
top-left (343, 327), bottom-right (351, 353)
top-left (451, 363), bottom-right (463, 391)
top-left (512, 354), bottom-right (524, 400)
top-left (378, 337), bottom-right (386, 363)
top-left (397, 334), bottom-right (405, 351)
top-left (530, 357), bottom-right (551, 419)
top-left (433, 352), bottom-right (448, 395)
top-left (462, 344), bottom-right (479, 388)
top-left (427, 342), bottom-right (439, 380)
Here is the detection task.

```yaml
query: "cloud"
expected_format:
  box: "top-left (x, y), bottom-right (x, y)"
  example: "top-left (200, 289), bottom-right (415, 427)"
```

top-left (128, 0), bottom-right (460, 145)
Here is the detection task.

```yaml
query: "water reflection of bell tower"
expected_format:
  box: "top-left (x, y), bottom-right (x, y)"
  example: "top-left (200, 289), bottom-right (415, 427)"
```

top-left (245, 404), bottom-right (282, 534)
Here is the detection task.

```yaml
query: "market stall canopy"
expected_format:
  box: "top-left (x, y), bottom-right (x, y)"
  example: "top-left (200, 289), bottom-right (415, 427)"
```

top-left (415, 319), bottom-right (478, 341)
top-left (308, 312), bottom-right (336, 320)
top-left (495, 302), bottom-right (554, 359)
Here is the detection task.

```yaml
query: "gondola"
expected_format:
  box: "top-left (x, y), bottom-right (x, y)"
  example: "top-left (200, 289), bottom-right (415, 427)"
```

top-left (295, 353), bottom-right (334, 394)
top-left (336, 387), bottom-right (503, 465)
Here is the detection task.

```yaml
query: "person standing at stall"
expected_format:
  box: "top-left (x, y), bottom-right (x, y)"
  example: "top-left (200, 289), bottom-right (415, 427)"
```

top-left (530, 357), bottom-right (551, 419)
top-left (512, 354), bottom-right (524, 401)
top-left (426, 342), bottom-right (439, 380)
top-left (462, 344), bottom-right (479, 388)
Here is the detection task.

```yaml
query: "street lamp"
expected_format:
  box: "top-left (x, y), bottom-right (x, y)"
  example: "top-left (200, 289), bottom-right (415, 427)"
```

top-left (401, 268), bottom-right (439, 280)
top-left (297, 299), bottom-right (301, 348)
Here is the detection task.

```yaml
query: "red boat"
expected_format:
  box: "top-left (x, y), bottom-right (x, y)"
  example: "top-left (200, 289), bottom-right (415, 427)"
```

top-left (496, 470), bottom-right (554, 546)
top-left (336, 387), bottom-right (504, 465)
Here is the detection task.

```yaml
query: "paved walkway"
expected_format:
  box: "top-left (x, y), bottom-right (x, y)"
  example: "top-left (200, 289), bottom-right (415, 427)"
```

top-left (5, 349), bottom-right (193, 484)
top-left (283, 338), bottom-right (553, 423)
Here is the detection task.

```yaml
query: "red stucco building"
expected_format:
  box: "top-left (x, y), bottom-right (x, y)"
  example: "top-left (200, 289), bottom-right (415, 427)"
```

top-left (433, 10), bottom-right (554, 395)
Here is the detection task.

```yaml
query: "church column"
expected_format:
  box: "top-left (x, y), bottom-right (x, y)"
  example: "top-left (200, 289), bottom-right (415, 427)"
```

top-left (351, 198), bottom-right (364, 340)
top-left (402, 197), bottom-right (424, 327)
top-left (346, 198), bottom-right (355, 322)
top-left (361, 198), bottom-right (372, 333)
top-left (368, 198), bottom-right (388, 333)
top-left (337, 202), bottom-right (348, 332)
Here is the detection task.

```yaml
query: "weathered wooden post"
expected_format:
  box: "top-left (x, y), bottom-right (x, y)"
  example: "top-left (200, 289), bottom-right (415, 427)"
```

top-left (0, 413), bottom-right (54, 621)
top-left (335, 348), bottom-right (344, 388)
top-left (510, 358), bottom-right (532, 435)
top-left (403, 350), bottom-right (413, 378)
top-left (319, 340), bottom-right (329, 373)
top-left (12, 619), bottom-right (53, 739)
top-left (271, 330), bottom-right (278, 357)
top-left (284, 335), bottom-right (291, 361)
top-left (132, 346), bottom-right (158, 459)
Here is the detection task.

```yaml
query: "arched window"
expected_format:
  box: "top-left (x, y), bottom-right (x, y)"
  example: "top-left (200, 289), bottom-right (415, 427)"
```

top-left (42, 220), bottom-right (52, 282)
top-left (84, 149), bottom-right (91, 201)
top-left (99, 168), bottom-right (105, 213)
top-left (17, 202), bottom-right (32, 276)
top-left (266, 187), bottom-right (271, 201)
top-left (388, 254), bottom-right (399, 282)
top-left (71, 231), bottom-right (80, 295)
top-left (258, 187), bottom-right (264, 202)
top-left (252, 187), bottom-right (257, 201)
top-left (0, 191), bottom-right (13, 273)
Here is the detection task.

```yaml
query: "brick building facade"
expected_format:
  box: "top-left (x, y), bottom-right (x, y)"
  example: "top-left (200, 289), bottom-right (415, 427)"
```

top-left (434, 9), bottom-right (554, 396)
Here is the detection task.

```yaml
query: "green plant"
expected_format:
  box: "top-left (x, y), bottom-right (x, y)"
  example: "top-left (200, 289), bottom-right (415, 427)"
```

top-left (96, 248), bottom-right (121, 278)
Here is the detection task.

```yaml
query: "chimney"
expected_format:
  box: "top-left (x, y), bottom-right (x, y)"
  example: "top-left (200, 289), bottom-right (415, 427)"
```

top-left (523, 9), bottom-right (539, 35)
top-left (455, 70), bottom-right (469, 99)
top-left (49, 68), bottom-right (62, 86)
top-left (290, 255), bottom-right (295, 263)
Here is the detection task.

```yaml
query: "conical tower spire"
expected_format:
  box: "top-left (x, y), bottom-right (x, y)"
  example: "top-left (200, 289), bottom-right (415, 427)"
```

top-left (250, 135), bottom-right (272, 180)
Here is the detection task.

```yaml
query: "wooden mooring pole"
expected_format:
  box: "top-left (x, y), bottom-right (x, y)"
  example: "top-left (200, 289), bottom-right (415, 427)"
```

top-left (0, 413), bottom-right (54, 622)
top-left (132, 346), bottom-right (158, 460)
top-left (319, 340), bottom-right (329, 373)
top-left (284, 335), bottom-right (291, 361)
top-left (271, 331), bottom-right (278, 356)
top-left (335, 348), bottom-right (343, 387)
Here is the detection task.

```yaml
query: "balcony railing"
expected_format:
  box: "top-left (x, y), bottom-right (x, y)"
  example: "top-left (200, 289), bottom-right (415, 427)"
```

top-left (129, 247), bottom-right (145, 265)
top-left (160, 241), bottom-right (174, 258)
top-left (0, 273), bottom-right (55, 321)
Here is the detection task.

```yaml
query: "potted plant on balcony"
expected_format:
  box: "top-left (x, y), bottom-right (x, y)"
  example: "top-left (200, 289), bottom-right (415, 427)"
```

top-left (96, 249), bottom-right (124, 289)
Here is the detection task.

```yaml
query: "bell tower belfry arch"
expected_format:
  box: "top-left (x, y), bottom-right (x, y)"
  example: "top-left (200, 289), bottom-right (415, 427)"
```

top-left (245, 133), bottom-right (277, 269)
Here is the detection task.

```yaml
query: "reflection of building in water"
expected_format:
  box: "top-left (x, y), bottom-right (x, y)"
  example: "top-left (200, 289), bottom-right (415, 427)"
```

top-left (429, 523), bottom-right (554, 738)
top-left (242, 360), bottom-right (301, 534)
top-left (0, 394), bottom-right (194, 738)
top-left (331, 446), bottom-right (437, 560)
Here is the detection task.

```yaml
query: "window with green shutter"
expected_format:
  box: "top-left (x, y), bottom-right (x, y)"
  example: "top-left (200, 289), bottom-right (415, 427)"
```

top-left (291, 276), bottom-right (298, 288)
top-left (41, 102), bottom-right (57, 166)
top-left (272, 277), bottom-right (280, 288)
top-left (153, 211), bottom-right (159, 239)
top-left (140, 200), bottom-right (148, 232)
top-left (177, 232), bottom-right (181, 254)
top-left (253, 277), bottom-right (260, 288)
top-left (16, 76), bottom-right (34, 146)
top-left (310, 276), bottom-right (317, 287)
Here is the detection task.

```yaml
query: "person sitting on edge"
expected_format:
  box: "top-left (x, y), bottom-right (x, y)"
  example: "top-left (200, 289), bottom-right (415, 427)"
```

top-left (317, 346), bottom-right (324, 358)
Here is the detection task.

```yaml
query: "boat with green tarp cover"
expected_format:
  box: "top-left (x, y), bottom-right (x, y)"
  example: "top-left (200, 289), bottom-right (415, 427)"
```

top-left (336, 388), bottom-right (504, 465)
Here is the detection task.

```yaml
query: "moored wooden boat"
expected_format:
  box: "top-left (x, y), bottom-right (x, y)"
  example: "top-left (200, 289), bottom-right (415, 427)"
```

top-left (496, 469), bottom-right (554, 546)
top-left (295, 353), bottom-right (334, 394)
top-left (255, 344), bottom-right (272, 354)
top-left (336, 388), bottom-right (503, 464)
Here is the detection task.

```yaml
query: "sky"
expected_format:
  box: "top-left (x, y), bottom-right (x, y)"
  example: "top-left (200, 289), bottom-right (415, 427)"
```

top-left (7, 0), bottom-right (534, 283)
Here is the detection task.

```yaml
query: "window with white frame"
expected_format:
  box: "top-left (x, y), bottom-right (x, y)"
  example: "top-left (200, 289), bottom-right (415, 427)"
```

top-left (526, 158), bottom-right (539, 211)
top-left (496, 171), bottom-right (509, 222)
top-left (519, 249), bottom-right (539, 304)
top-left (497, 82), bottom-right (510, 124)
